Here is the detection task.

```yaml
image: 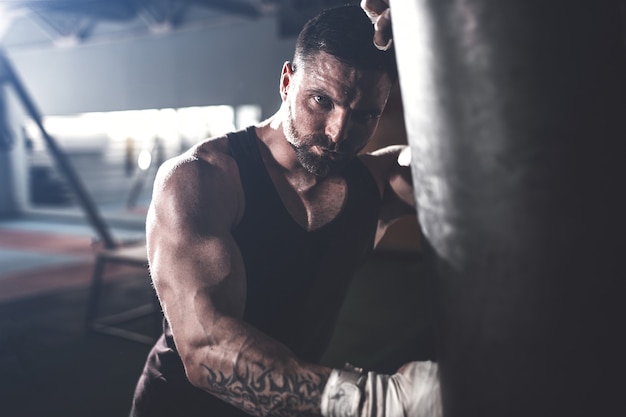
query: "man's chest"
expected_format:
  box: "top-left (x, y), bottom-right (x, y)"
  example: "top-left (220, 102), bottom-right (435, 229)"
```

top-left (269, 169), bottom-right (348, 232)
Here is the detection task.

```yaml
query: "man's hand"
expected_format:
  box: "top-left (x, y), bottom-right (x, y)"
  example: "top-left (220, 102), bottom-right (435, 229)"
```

top-left (382, 361), bottom-right (442, 417)
top-left (321, 361), bottom-right (442, 417)
top-left (361, 0), bottom-right (392, 51)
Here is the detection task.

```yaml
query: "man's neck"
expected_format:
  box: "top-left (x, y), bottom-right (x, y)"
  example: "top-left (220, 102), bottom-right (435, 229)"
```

top-left (255, 118), bottom-right (348, 231)
top-left (255, 117), bottom-right (327, 193)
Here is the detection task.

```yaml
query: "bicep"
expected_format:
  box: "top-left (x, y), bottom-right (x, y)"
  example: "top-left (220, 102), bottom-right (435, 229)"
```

top-left (146, 156), bottom-right (246, 349)
top-left (150, 228), bottom-right (246, 324)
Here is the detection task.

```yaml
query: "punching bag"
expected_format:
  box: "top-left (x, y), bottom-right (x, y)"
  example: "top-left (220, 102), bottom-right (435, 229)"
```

top-left (391, 0), bottom-right (625, 416)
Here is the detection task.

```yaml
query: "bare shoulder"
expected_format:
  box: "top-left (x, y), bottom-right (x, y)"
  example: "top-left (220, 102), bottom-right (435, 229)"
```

top-left (151, 135), bottom-right (244, 231)
top-left (358, 145), bottom-right (410, 193)
top-left (361, 144), bottom-right (408, 164)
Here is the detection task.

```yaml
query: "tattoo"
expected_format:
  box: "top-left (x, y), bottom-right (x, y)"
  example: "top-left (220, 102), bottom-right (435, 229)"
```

top-left (201, 362), bottom-right (327, 417)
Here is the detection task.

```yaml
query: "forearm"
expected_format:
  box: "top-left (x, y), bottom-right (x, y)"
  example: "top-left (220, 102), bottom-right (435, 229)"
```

top-left (200, 358), bottom-right (329, 417)
top-left (184, 317), bottom-right (331, 417)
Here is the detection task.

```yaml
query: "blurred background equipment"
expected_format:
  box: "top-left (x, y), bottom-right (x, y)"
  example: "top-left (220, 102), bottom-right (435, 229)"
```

top-left (0, 0), bottom-right (358, 46)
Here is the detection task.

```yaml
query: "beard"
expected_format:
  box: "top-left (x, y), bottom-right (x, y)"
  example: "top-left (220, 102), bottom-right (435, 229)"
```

top-left (283, 107), bottom-right (351, 177)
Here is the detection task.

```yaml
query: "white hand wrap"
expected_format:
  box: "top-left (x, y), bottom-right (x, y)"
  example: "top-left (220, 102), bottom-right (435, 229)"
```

top-left (322, 361), bottom-right (442, 417)
top-left (321, 364), bottom-right (367, 417)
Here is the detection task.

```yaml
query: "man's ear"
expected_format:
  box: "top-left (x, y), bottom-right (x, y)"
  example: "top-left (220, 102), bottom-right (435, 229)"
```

top-left (280, 61), bottom-right (294, 101)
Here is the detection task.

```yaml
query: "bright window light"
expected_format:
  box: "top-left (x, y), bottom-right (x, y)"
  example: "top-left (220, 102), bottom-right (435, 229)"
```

top-left (236, 105), bottom-right (262, 130)
top-left (137, 149), bottom-right (152, 170)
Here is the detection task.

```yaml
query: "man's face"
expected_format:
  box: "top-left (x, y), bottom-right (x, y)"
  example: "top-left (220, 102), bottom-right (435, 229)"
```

top-left (281, 52), bottom-right (392, 177)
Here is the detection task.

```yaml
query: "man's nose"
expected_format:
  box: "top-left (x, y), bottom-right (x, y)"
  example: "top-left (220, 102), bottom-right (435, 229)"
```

top-left (325, 110), bottom-right (351, 145)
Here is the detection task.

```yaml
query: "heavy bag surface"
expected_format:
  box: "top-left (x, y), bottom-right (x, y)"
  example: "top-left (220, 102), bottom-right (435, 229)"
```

top-left (391, 1), bottom-right (626, 416)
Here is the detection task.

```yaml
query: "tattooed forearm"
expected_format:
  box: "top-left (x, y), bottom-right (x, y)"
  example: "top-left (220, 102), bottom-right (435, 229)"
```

top-left (201, 362), bottom-right (328, 417)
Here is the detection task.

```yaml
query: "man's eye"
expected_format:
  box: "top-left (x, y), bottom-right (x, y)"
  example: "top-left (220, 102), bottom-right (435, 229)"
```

top-left (313, 95), bottom-right (332, 108)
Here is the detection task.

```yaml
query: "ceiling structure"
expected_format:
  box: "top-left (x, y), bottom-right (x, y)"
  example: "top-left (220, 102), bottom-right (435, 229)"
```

top-left (0, 0), bottom-right (358, 49)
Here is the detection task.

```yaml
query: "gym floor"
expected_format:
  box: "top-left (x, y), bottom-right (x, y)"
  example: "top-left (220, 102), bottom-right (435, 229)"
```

top-left (0, 217), bottom-right (435, 417)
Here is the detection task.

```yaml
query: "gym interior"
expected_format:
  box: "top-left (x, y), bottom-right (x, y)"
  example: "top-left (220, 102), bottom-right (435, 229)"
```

top-left (1, 1), bottom-right (624, 417)
top-left (0, 1), bottom-right (433, 416)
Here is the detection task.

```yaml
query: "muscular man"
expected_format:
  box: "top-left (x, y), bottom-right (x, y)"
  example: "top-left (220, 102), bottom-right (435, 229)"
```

top-left (131, 4), bottom-right (440, 417)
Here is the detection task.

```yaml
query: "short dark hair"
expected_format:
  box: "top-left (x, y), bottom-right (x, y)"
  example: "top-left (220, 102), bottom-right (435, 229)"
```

top-left (293, 5), bottom-right (397, 83)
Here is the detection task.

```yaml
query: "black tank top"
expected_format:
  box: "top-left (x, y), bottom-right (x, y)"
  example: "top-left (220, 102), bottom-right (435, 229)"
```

top-left (231, 126), bottom-right (382, 360)
top-left (132, 127), bottom-right (382, 417)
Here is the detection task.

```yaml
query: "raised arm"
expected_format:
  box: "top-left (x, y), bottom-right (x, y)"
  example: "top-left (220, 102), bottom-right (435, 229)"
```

top-left (361, 145), bottom-right (416, 246)
top-left (361, 0), bottom-right (392, 50)
top-left (146, 142), bottom-right (331, 417)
